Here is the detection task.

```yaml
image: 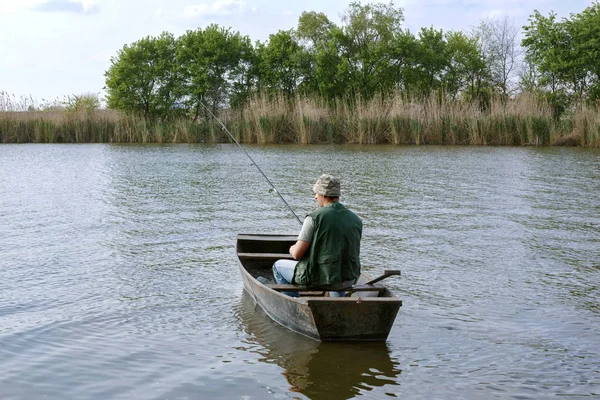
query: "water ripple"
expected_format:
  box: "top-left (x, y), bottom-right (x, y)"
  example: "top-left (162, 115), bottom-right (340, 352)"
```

top-left (1, 144), bottom-right (599, 399)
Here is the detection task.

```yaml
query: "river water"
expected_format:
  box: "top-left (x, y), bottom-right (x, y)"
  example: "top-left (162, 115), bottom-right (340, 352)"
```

top-left (1, 144), bottom-right (599, 399)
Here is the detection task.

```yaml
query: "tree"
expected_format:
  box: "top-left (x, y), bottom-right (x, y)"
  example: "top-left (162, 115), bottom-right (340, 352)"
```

top-left (63, 92), bottom-right (101, 112)
top-left (313, 32), bottom-right (352, 100)
top-left (338, 0), bottom-right (405, 98)
top-left (564, 2), bottom-right (600, 101)
top-left (296, 11), bottom-right (342, 99)
top-left (522, 3), bottom-right (600, 107)
top-left (445, 31), bottom-right (488, 101)
top-left (297, 11), bottom-right (336, 50)
top-left (104, 32), bottom-right (182, 119)
top-left (411, 27), bottom-right (449, 96)
top-left (178, 25), bottom-right (254, 120)
top-left (474, 17), bottom-right (521, 97)
top-left (256, 30), bottom-right (306, 96)
top-left (522, 11), bottom-right (567, 93)
top-left (388, 29), bottom-right (419, 94)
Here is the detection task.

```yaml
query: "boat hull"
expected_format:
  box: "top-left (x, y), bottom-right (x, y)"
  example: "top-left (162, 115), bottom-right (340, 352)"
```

top-left (237, 234), bottom-right (402, 342)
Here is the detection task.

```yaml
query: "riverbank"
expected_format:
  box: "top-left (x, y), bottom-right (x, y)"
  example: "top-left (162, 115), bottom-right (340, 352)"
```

top-left (1, 94), bottom-right (599, 146)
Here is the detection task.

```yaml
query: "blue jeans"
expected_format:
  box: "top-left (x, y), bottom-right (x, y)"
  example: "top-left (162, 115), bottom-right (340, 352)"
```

top-left (272, 260), bottom-right (299, 297)
top-left (272, 260), bottom-right (346, 298)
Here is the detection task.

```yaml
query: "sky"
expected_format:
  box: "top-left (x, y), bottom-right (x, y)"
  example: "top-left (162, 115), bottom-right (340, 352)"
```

top-left (0, 0), bottom-right (595, 105)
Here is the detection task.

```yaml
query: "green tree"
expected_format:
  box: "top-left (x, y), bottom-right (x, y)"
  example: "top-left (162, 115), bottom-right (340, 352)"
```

top-left (522, 11), bottom-right (567, 94)
top-left (297, 11), bottom-right (336, 50)
top-left (410, 27), bottom-right (449, 96)
top-left (564, 3), bottom-right (600, 101)
top-left (296, 11), bottom-right (342, 99)
top-left (178, 25), bottom-right (254, 120)
top-left (445, 31), bottom-right (488, 100)
top-left (338, 0), bottom-right (405, 98)
top-left (104, 32), bottom-right (182, 119)
top-left (388, 30), bottom-right (418, 94)
top-left (256, 30), bottom-right (306, 96)
top-left (63, 92), bottom-right (101, 112)
top-left (313, 33), bottom-right (352, 100)
top-left (521, 10), bottom-right (572, 117)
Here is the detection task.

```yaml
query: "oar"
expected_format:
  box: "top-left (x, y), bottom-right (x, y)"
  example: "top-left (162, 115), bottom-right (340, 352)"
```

top-left (365, 270), bottom-right (401, 285)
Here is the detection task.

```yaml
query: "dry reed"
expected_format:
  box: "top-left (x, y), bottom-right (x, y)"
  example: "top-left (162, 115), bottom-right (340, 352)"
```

top-left (1, 92), bottom-right (599, 146)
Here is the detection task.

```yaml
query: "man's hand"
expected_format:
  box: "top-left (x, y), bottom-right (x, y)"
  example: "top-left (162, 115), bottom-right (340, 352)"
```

top-left (289, 240), bottom-right (310, 260)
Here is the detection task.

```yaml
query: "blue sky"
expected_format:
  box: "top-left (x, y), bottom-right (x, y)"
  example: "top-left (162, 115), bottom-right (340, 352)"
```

top-left (0, 0), bottom-right (595, 104)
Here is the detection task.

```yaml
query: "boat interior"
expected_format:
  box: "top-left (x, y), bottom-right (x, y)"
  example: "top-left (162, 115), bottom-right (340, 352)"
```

top-left (237, 234), bottom-right (396, 298)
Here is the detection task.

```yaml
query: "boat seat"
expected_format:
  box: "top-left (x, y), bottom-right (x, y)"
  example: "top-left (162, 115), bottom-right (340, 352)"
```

top-left (237, 252), bottom-right (295, 261)
top-left (266, 284), bottom-right (386, 293)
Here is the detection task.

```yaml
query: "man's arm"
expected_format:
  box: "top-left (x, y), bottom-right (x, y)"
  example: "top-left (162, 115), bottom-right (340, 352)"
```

top-left (290, 216), bottom-right (314, 260)
top-left (289, 240), bottom-right (310, 260)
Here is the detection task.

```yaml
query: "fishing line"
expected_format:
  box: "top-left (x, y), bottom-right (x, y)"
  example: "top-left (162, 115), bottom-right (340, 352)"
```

top-left (201, 103), bottom-right (303, 226)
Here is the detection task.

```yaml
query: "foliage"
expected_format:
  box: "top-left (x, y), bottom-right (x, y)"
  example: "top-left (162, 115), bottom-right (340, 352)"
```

top-left (256, 30), bottom-right (306, 96)
top-left (338, 1), bottom-right (405, 98)
top-left (97, 1), bottom-right (600, 123)
top-left (104, 32), bottom-right (183, 119)
top-left (522, 2), bottom-right (600, 109)
top-left (178, 25), bottom-right (254, 120)
top-left (63, 93), bottom-right (101, 112)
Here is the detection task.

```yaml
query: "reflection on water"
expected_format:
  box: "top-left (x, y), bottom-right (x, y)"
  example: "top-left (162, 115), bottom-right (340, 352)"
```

top-left (234, 292), bottom-right (402, 399)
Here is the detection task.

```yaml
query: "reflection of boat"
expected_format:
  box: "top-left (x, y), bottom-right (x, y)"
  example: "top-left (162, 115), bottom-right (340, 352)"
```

top-left (235, 291), bottom-right (402, 400)
top-left (237, 234), bottom-right (403, 341)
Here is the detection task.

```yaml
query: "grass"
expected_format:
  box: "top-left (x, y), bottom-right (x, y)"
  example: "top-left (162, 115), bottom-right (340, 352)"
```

top-left (1, 92), bottom-right (599, 147)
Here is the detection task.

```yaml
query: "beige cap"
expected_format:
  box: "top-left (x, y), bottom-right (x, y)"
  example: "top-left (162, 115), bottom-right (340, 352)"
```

top-left (312, 174), bottom-right (341, 197)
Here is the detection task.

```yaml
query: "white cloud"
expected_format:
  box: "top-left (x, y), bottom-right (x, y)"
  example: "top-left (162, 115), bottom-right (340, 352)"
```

top-left (80, 0), bottom-right (97, 12)
top-left (0, 0), bottom-right (45, 13)
top-left (14, 0), bottom-right (100, 14)
top-left (0, 0), bottom-right (101, 12)
top-left (155, 8), bottom-right (164, 17)
top-left (182, 0), bottom-right (245, 18)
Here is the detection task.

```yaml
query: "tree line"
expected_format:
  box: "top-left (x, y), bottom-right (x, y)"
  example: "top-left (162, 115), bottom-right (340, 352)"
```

top-left (104, 1), bottom-right (600, 121)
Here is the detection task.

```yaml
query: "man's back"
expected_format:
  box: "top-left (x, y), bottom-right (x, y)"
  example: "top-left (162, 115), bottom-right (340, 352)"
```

top-left (294, 202), bottom-right (362, 287)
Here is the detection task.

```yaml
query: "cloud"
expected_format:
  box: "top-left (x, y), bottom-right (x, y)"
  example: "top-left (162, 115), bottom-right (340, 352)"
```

top-left (0, 0), bottom-right (42, 13)
top-left (182, 0), bottom-right (245, 18)
top-left (31, 0), bottom-right (99, 14)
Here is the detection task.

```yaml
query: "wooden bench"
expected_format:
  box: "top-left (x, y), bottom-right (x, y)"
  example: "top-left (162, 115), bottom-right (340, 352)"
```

top-left (266, 284), bottom-right (386, 294)
top-left (237, 252), bottom-right (295, 261)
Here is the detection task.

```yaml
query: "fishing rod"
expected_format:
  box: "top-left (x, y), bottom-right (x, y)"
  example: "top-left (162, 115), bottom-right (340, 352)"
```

top-left (201, 103), bottom-right (303, 226)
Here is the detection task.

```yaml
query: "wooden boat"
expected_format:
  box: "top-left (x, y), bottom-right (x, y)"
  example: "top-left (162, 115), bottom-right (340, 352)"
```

top-left (237, 234), bottom-right (403, 341)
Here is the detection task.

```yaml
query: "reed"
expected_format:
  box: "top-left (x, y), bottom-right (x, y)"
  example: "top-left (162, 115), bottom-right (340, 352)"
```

top-left (1, 92), bottom-right (599, 146)
top-left (0, 109), bottom-right (215, 144)
top-left (242, 93), bottom-right (290, 143)
top-left (292, 95), bottom-right (329, 144)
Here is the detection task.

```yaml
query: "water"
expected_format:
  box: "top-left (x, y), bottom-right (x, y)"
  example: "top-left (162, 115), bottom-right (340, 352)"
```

top-left (1, 144), bottom-right (599, 399)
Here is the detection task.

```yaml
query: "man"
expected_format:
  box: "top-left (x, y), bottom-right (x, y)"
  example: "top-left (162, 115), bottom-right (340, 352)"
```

top-left (272, 174), bottom-right (363, 297)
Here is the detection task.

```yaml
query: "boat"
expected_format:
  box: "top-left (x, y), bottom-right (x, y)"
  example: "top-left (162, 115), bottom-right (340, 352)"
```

top-left (236, 233), bottom-right (403, 341)
top-left (234, 290), bottom-right (402, 397)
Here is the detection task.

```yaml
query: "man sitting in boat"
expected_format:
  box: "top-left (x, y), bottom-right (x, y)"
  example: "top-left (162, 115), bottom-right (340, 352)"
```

top-left (272, 174), bottom-right (363, 297)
